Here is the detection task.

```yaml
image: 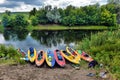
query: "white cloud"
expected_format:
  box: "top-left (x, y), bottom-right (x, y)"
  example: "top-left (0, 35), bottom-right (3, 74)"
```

top-left (44, 0), bottom-right (107, 8)
top-left (0, 3), bottom-right (39, 12)
top-left (0, 0), bottom-right (5, 4)
top-left (12, 3), bottom-right (38, 12)
top-left (0, 0), bottom-right (107, 12)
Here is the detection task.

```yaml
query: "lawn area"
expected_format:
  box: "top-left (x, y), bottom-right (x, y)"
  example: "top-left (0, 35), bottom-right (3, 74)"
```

top-left (27, 25), bottom-right (113, 31)
top-left (0, 59), bottom-right (16, 65)
top-left (0, 25), bottom-right (4, 33)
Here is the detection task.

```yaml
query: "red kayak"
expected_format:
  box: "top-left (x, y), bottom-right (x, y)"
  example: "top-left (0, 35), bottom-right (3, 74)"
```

top-left (54, 49), bottom-right (66, 67)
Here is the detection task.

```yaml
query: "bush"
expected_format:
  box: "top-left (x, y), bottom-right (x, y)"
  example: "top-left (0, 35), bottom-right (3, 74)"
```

top-left (2, 14), bottom-right (29, 29)
top-left (0, 45), bottom-right (25, 64)
top-left (31, 16), bottom-right (39, 26)
top-left (77, 30), bottom-right (120, 79)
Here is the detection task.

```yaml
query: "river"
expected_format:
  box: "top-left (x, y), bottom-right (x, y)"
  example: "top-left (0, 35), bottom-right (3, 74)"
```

top-left (0, 29), bottom-right (98, 52)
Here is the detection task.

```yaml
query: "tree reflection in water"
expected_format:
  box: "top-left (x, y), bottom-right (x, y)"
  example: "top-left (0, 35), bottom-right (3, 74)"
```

top-left (3, 29), bottom-right (98, 48)
top-left (31, 30), bottom-right (97, 47)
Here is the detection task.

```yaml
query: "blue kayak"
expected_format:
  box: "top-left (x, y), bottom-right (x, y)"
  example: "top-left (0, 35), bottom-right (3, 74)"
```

top-left (45, 50), bottom-right (55, 67)
top-left (18, 48), bottom-right (29, 61)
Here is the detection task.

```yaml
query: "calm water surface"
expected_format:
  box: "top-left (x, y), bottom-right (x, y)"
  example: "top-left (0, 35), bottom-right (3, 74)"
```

top-left (0, 29), bottom-right (98, 52)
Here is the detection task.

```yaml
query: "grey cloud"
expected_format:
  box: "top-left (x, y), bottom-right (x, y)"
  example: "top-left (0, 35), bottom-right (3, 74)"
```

top-left (0, 0), bottom-right (45, 8)
top-left (53, 0), bottom-right (59, 1)
top-left (0, 1), bottom-right (21, 8)
top-left (59, 1), bottom-right (71, 7)
top-left (6, 0), bottom-right (45, 6)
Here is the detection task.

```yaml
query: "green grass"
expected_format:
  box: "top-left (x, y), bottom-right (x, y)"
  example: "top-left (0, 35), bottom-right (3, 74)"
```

top-left (0, 25), bottom-right (4, 33)
top-left (0, 59), bottom-right (16, 65)
top-left (76, 30), bottom-right (120, 79)
top-left (27, 24), bottom-right (115, 30)
top-left (0, 45), bottom-right (25, 65)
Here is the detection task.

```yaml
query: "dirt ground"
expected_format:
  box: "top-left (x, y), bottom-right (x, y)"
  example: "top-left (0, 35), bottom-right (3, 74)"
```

top-left (0, 63), bottom-right (109, 80)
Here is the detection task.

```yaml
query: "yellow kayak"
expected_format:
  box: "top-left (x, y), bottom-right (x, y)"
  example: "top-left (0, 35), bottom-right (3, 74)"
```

top-left (60, 50), bottom-right (80, 64)
top-left (66, 47), bottom-right (81, 62)
top-left (28, 47), bottom-right (37, 63)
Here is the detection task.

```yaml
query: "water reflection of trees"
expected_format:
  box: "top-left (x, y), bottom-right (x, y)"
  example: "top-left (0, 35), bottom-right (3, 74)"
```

top-left (3, 29), bottom-right (29, 41)
top-left (31, 30), bottom-right (96, 47)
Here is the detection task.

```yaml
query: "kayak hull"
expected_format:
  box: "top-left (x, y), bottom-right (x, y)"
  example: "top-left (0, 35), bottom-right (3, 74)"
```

top-left (45, 50), bottom-right (55, 67)
top-left (54, 49), bottom-right (66, 67)
top-left (66, 47), bottom-right (81, 61)
top-left (35, 50), bottom-right (45, 66)
top-left (77, 50), bottom-right (93, 62)
top-left (18, 48), bottom-right (29, 61)
top-left (60, 50), bottom-right (80, 64)
top-left (28, 48), bottom-right (37, 63)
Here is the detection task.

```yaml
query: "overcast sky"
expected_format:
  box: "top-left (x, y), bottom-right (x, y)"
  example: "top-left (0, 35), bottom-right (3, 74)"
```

top-left (0, 0), bottom-right (107, 12)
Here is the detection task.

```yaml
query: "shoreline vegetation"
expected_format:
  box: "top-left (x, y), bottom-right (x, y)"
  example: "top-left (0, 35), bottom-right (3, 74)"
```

top-left (0, 3), bottom-right (119, 30)
top-left (27, 25), bottom-right (117, 31)
top-left (0, 45), bottom-right (25, 65)
top-left (0, 24), bottom-right (119, 31)
top-left (76, 29), bottom-right (120, 79)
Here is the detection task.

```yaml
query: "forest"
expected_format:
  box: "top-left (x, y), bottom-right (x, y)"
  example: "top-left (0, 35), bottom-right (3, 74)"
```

top-left (1, 2), bottom-right (120, 29)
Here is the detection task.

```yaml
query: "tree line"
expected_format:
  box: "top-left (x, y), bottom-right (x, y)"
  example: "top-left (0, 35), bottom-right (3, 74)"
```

top-left (29, 3), bottom-right (119, 27)
top-left (2, 2), bottom-right (120, 28)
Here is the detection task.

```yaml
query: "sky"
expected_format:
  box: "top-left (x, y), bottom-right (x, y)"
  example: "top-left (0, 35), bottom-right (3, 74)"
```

top-left (0, 0), bottom-right (107, 12)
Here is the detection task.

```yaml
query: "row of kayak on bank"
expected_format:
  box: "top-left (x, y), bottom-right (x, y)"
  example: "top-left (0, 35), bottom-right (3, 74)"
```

top-left (18, 47), bottom-right (94, 67)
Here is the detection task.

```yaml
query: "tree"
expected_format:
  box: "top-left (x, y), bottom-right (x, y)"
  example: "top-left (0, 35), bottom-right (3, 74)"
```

top-left (107, 0), bottom-right (120, 4)
top-left (46, 7), bottom-right (61, 24)
top-left (31, 16), bottom-right (39, 26)
top-left (36, 9), bottom-right (48, 24)
top-left (2, 15), bottom-right (11, 27)
top-left (5, 10), bottom-right (11, 16)
top-left (29, 7), bottom-right (37, 18)
top-left (14, 14), bottom-right (29, 29)
top-left (100, 9), bottom-right (117, 26)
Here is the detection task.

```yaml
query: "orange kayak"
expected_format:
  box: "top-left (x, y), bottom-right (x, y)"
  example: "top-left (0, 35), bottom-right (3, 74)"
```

top-left (35, 50), bottom-right (45, 66)
top-left (77, 50), bottom-right (93, 62)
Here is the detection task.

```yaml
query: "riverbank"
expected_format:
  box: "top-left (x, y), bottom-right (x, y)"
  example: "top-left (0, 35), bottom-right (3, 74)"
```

top-left (27, 25), bottom-right (114, 31)
top-left (0, 25), bottom-right (4, 33)
top-left (0, 63), bottom-right (110, 80)
top-left (76, 29), bottom-right (120, 79)
top-left (0, 24), bottom-right (118, 32)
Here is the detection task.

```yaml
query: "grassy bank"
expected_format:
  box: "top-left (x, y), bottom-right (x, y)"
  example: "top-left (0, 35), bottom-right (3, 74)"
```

top-left (27, 25), bottom-right (114, 31)
top-left (77, 30), bottom-right (120, 79)
top-left (0, 45), bottom-right (25, 65)
top-left (0, 25), bottom-right (4, 33)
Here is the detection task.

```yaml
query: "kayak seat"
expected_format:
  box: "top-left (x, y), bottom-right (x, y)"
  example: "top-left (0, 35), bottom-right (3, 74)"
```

top-left (58, 55), bottom-right (62, 60)
top-left (84, 54), bottom-right (89, 57)
top-left (30, 53), bottom-right (34, 57)
top-left (48, 56), bottom-right (52, 62)
top-left (38, 54), bottom-right (42, 60)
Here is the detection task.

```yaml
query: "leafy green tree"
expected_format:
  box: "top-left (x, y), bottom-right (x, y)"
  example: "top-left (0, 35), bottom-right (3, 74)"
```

top-left (64, 5), bottom-right (75, 16)
top-left (29, 7), bottom-right (37, 18)
top-left (5, 10), bottom-right (11, 16)
top-left (36, 9), bottom-right (48, 24)
top-left (2, 15), bottom-right (10, 27)
top-left (100, 9), bottom-right (116, 26)
top-left (46, 7), bottom-right (61, 23)
top-left (31, 16), bottom-right (39, 26)
top-left (14, 14), bottom-right (29, 29)
top-left (107, 0), bottom-right (120, 4)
